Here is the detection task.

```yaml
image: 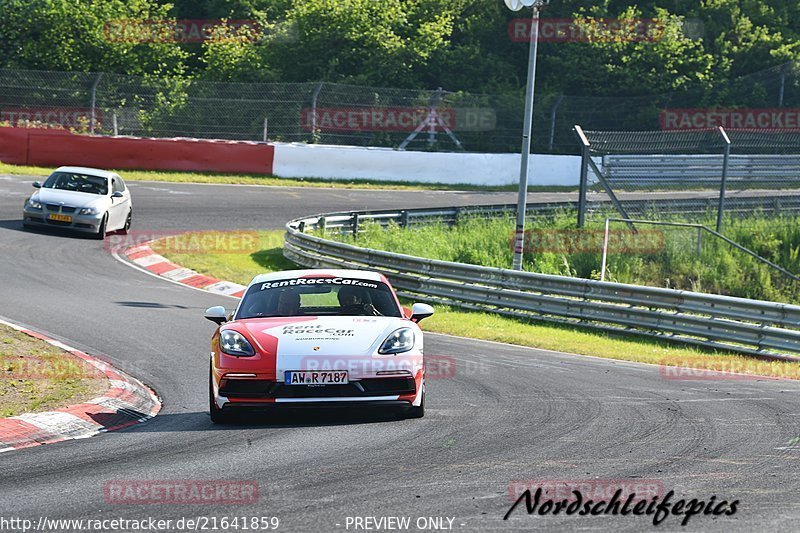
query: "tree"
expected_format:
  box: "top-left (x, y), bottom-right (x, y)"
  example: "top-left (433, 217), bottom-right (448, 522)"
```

top-left (0, 0), bottom-right (187, 76)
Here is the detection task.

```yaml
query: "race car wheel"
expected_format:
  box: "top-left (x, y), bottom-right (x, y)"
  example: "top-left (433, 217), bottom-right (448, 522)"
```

top-left (405, 386), bottom-right (425, 419)
top-left (209, 367), bottom-right (230, 424)
top-left (93, 214), bottom-right (107, 240)
top-left (120, 210), bottom-right (132, 235)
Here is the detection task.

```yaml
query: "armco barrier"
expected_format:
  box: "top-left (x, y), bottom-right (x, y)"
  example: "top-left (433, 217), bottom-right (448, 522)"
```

top-left (0, 127), bottom-right (274, 174)
top-left (284, 203), bottom-right (800, 359)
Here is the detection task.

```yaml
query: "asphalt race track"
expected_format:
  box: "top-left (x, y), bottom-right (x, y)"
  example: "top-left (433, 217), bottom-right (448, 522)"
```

top-left (2, 174), bottom-right (800, 532)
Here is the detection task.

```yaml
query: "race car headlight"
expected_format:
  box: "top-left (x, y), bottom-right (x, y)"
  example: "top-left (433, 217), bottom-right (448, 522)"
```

top-left (379, 328), bottom-right (415, 354)
top-left (79, 207), bottom-right (100, 215)
top-left (219, 330), bottom-right (255, 357)
top-left (27, 199), bottom-right (42, 210)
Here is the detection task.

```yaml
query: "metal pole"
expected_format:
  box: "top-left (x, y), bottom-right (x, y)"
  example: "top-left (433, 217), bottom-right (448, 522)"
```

top-left (512, 6), bottom-right (541, 271)
top-left (574, 125), bottom-right (590, 228)
top-left (112, 111), bottom-right (118, 136)
top-left (310, 82), bottom-right (324, 142)
top-left (89, 73), bottom-right (103, 134)
top-left (716, 126), bottom-right (731, 233)
top-left (263, 117), bottom-right (268, 142)
top-left (779, 67), bottom-right (786, 107)
top-left (697, 226), bottom-right (702, 259)
top-left (600, 218), bottom-right (610, 282)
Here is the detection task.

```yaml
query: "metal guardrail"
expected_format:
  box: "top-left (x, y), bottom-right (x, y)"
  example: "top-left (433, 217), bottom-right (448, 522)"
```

top-left (604, 154), bottom-right (800, 187)
top-left (284, 202), bottom-right (800, 359)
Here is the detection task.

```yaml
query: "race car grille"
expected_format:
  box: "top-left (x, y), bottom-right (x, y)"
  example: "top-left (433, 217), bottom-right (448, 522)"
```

top-left (220, 377), bottom-right (415, 399)
top-left (61, 206), bottom-right (77, 213)
top-left (45, 204), bottom-right (60, 212)
top-left (46, 219), bottom-right (72, 226)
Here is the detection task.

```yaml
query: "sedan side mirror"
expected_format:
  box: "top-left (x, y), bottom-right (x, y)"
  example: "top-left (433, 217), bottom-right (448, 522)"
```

top-left (32, 181), bottom-right (41, 188)
top-left (410, 303), bottom-right (434, 323)
top-left (111, 191), bottom-right (124, 198)
top-left (204, 306), bottom-right (228, 325)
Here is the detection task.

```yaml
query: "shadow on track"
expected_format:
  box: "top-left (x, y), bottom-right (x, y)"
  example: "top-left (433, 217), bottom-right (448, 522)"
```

top-left (122, 409), bottom-right (411, 432)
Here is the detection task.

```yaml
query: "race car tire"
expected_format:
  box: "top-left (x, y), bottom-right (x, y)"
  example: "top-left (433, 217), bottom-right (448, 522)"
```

top-left (119, 210), bottom-right (132, 235)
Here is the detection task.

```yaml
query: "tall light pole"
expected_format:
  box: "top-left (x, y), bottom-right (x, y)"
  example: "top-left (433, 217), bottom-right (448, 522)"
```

top-left (505, 0), bottom-right (549, 270)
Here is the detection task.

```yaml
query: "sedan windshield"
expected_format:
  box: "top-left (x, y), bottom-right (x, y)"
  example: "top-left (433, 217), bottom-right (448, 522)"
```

top-left (237, 278), bottom-right (402, 319)
top-left (43, 172), bottom-right (108, 195)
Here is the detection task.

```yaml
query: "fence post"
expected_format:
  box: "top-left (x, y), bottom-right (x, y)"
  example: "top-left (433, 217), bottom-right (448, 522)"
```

top-left (112, 111), bottom-right (118, 136)
top-left (716, 126), bottom-right (732, 232)
top-left (600, 217), bottom-right (610, 281)
top-left (310, 82), bottom-right (324, 143)
top-left (89, 73), bottom-right (103, 134)
top-left (696, 226), bottom-right (702, 259)
top-left (263, 117), bottom-right (268, 142)
top-left (574, 125), bottom-right (590, 228)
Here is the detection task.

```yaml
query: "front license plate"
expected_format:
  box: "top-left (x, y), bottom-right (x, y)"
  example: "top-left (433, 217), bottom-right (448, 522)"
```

top-left (49, 213), bottom-right (72, 223)
top-left (285, 370), bottom-right (348, 385)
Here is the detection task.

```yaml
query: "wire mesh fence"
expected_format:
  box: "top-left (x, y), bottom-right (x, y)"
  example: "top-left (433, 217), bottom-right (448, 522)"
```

top-left (0, 63), bottom-right (798, 153)
top-left (576, 127), bottom-right (800, 228)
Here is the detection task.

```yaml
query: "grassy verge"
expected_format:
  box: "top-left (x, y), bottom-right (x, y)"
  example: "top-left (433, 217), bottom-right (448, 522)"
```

top-left (0, 162), bottom-right (577, 193)
top-left (151, 230), bottom-right (800, 379)
top-left (328, 213), bottom-right (800, 305)
top-left (0, 325), bottom-right (107, 417)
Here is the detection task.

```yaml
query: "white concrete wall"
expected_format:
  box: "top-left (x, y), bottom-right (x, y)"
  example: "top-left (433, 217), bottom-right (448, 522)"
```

top-left (272, 142), bottom-right (581, 186)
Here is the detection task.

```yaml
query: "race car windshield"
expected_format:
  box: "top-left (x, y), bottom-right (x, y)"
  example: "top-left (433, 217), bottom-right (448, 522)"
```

top-left (237, 278), bottom-right (402, 319)
top-left (42, 172), bottom-right (109, 195)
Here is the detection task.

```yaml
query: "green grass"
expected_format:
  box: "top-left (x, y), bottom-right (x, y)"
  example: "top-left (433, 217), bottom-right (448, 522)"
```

top-left (0, 162), bottom-right (578, 193)
top-left (147, 229), bottom-right (800, 379)
top-left (0, 325), bottom-right (107, 417)
top-left (328, 211), bottom-right (800, 304)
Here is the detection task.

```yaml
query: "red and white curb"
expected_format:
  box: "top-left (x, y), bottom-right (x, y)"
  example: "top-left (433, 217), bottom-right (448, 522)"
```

top-left (121, 243), bottom-right (246, 298)
top-left (0, 318), bottom-right (161, 453)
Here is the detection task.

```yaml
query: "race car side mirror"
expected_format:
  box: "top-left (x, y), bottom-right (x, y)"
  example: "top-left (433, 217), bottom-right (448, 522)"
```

top-left (410, 303), bottom-right (434, 323)
top-left (32, 181), bottom-right (41, 188)
top-left (204, 306), bottom-right (228, 325)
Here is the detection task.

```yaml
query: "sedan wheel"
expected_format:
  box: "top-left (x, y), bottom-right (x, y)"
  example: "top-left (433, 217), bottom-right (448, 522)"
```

top-left (120, 210), bottom-right (132, 235)
top-left (93, 214), bottom-right (107, 240)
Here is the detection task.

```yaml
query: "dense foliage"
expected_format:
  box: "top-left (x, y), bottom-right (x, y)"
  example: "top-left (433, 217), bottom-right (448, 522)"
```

top-left (0, 0), bottom-right (797, 99)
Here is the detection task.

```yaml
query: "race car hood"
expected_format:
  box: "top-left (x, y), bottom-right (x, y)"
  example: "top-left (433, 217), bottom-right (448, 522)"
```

top-left (34, 188), bottom-right (107, 209)
top-left (238, 316), bottom-right (412, 357)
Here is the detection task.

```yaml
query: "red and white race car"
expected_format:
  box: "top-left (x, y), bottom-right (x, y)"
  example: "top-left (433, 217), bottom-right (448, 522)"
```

top-left (206, 269), bottom-right (434, 423)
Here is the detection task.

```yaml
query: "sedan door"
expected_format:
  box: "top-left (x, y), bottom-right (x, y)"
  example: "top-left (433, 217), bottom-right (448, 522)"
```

top-left (109, 176), bottom-right (131, 230)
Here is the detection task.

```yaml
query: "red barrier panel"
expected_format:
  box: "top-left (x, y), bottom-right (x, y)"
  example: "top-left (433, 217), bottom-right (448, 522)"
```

top-left (0, 127), bottom-right (31, 165)
top-left (0, 127), bottom-right (274, 174)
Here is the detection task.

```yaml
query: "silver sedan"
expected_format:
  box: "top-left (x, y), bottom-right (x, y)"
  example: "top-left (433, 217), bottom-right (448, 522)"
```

top-left (22, 166), bottom-right (133, 239)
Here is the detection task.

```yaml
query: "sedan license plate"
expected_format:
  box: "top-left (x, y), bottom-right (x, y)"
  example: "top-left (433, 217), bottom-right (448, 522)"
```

top-left (49, 213), bottom-right (72, 223)
top-left (285, 370), bottom-right (348, 385)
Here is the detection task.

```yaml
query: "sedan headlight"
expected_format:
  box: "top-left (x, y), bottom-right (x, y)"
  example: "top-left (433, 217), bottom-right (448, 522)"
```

top-left (379, 328), bottom-right (415, 354)
top-left (79, 207), bottom-right (100, 215)
top-left (219, 330), bottom-right (255, 357)
top-left (27, 199), bottom-right (42, 210)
